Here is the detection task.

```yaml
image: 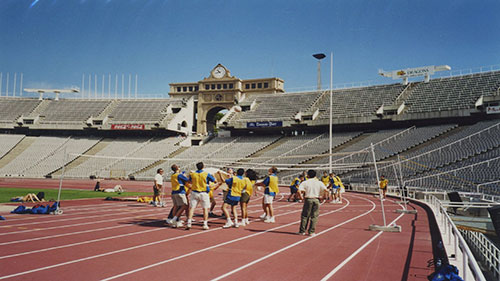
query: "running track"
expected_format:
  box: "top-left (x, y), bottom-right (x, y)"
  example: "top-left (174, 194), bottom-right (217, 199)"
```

top-left (0, 191), bottom-right (436, 280)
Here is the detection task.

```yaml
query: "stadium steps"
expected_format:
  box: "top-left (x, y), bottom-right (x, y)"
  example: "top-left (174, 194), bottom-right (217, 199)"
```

top-left (0, 136), bottom-right (36, 169)
top-left (26, 99), bottom-right (50, 117)
top-left (132, 146), bottom-right (189, 176)
top-left (96, 100), bottom-right (119, 119)
top-left (242, 136), bottom-right (286, 162)
top-left (51, 138), bottom-right (110, 177)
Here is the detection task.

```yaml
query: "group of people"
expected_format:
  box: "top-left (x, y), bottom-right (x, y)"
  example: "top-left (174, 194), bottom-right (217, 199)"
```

top-left (152, 163), bottom-right (389, 237)
top-left (154, 162), bottom-right (278, 230)
top-left (289, 171), bottom-right (345, 204)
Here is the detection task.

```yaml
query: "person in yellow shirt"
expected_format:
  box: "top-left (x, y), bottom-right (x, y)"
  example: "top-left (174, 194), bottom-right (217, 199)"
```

top-left (379, 175), bottom-right (389, 199)
top-left (255, 166), bottom-right (279, 223)
top-left (331, 173), bottom-right (345, 203)
top-left (186, 162), bottom-right (218, 230)
top-left (287, 174), bottom-right (304, 202)
top-left (321, 172), bottom-right (330, 186)
top-left (240, 169), bottom-right (257, 226)
top-left (222, 168), bottom-right (253, 228)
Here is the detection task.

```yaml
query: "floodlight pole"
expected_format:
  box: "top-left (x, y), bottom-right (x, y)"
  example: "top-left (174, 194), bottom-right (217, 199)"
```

top-left (329, 52), bottom-right (333, 173)
top-left (313, 53), bottom-right (326, 90)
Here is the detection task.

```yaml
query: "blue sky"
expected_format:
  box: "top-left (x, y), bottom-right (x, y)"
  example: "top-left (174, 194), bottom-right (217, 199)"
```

top-left (1, 0), bottom-right (500, 97)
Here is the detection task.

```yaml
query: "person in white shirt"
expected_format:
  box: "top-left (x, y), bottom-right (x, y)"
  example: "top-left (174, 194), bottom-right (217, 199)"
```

top-left (153, 168), bottom-right (164, 207)
top-left (297, 169), bottom-right (327, 236)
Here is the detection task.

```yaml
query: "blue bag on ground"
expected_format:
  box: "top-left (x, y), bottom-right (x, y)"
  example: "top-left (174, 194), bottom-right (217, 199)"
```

top-left (428, 264), bottom-right (463, 281)
top-left (11, 205), bottom-right (26, 214)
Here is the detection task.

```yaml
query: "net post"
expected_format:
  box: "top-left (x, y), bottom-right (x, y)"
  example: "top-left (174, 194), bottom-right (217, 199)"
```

top-left (55, 147), bottom-right (67, 215)
top-left (368, 143), bottom-right (401, 232)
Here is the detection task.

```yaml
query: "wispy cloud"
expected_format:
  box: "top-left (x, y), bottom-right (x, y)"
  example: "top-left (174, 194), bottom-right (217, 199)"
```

top-left (29, 0), bottom-right (40, 8)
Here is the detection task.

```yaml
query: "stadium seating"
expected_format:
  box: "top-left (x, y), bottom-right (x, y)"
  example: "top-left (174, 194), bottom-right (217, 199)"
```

top-left (39, 100), bottom-right (111, 123)
top-left (405, 71), bottom-right (500, 113)
top-left (108, 100), bottom-right (172, 123)
top-left (0, 134), bottom-right (25, 158)
top-left (0, 98), bottom-right (40, 123)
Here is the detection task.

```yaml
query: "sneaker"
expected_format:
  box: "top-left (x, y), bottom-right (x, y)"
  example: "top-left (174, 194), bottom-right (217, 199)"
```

top-left (259, 213), bottom-right (267, 220)
top-left (298, 232), bottom-right (306, 236)
top-left (166, 218), bottom-right (173, 224)
top-left (176, 221), bottom-right (184, 228)
top-left (264, 217), bottom-right (274, 223)
top-left (240, 220), bottom-right (246, 227)
top-left (223, 221), bottom-right (234, 229)
top-left (269, 217), bottom-right (275, 223)
top-left (185, 223), bottom-right (191, 230)
top-left (234, 222), bottom-right (240, 228)
top-left (202, 224), bottom-right (209, 230)
top-left (309, 233), bottom-right (316, 237)
top-left (245, 218), bottom-right (250, 225)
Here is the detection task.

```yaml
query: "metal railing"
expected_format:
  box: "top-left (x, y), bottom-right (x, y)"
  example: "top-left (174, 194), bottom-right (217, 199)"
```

top-left (460, 229), bottom-right (500, 280)
top-left (427, 195), bottom-right (486, 281)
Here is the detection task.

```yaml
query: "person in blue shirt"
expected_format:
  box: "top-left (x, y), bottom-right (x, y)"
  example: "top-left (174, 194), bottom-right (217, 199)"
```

top-left (167, 164), bottom-right (190, 228)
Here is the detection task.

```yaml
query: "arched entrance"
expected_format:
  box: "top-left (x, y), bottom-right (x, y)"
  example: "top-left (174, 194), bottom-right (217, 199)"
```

top-left (205, 106), bottom-right (228, 136)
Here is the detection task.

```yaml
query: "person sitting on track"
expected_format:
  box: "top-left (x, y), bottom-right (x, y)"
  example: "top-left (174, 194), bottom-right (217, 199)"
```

top-left (167, 164), bottom-right (190, 228)
top-left (153, 168), bottom-right (164, 207)
top-left (222, 168), bottom-right (252, 228)
top-left (287, 174), bottom-right (304, 202)
top-left (10, 193), bottom-right (44, 203)
top-left (240, 168), bottom-right (257, 226)
top-left (186, 162), bottom-right (218, 230)
top-left (255, 166), bottom-right (279, 223)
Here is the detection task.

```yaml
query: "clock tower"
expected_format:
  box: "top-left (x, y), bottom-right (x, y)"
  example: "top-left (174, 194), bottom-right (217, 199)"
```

top-left (169, 64), bottom-right (284, 135)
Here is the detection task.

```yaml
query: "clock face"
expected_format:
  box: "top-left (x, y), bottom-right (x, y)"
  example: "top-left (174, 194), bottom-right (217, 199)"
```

top-left (213, 66), bottom-right (226, 78)
top-left (215, 94), bottom-right (223, 101)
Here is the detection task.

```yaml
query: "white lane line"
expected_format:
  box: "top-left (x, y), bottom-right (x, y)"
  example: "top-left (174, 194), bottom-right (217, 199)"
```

top-left (0, 205), bottom-right (153, 229)
top-left (0, 213), bottom-right (159, 246)
top-left (100, 200), bottom-right (348, 281)
top-left (0, 206), bottom-right (306, 280)
top-left (210, 196), bottom-right (373, 281)
top-left (0, 195), bottom-right (289, 258)
top-left (0, 194), bottom-right (271, 246)
top-left (320, 211), bottom-right (406, 281)
top-left (0, 208), bottom-right (160, 236)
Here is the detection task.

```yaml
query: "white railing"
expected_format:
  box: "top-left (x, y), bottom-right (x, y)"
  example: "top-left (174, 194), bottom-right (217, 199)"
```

top-left (460, 229), bottom-right (500, 280)
top-left (427, 195), bottom-right (486, 281)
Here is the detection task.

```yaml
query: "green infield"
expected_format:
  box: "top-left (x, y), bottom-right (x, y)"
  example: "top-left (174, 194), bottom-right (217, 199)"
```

top-left (0, 187), bottom-right (150, 203)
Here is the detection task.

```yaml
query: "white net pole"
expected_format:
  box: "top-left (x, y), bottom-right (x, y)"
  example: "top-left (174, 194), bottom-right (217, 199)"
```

top-left (371, 142), bottom-right (386, 226)
top-left (56, 147), bottom-right (67, 214)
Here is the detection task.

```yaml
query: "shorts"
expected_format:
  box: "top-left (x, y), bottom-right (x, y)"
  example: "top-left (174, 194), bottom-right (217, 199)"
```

top-left (190, 192), bottom-right (210, 209)
top-left (224, 197), bottom-right (240, 206)
top-left (172, 193), bottom-right (187, 206)
top-left (290, 187), bottom-right (298, 194)
top-left (240, 192), bottom-right (250, 204)
top-left (153, 187), bottom-right (160, 196)
top-left (263, 194), bottom-right (275, 204)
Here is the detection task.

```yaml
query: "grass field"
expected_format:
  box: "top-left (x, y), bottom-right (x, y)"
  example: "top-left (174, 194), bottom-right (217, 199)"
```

top-left (0, 187), bottom-right (150, 204)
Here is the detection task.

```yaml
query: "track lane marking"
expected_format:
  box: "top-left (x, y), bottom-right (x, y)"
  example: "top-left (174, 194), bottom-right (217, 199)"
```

top-left (210, 195), bottom-right (375, 281)
top-left (320, 202), bottom-right (407, 281)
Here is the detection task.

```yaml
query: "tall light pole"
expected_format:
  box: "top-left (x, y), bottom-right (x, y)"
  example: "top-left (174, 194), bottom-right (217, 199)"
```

top-left (313, 53), bottom-right (326, 90)
top-left (329, 52), bottom-right (333, 173)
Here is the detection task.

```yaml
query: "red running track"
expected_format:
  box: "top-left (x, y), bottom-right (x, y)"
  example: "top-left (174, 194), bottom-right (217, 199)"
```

top-left (0, 192), bottom-right (436, 281)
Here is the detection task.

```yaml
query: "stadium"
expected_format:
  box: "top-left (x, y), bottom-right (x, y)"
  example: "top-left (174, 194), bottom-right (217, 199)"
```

top-left (2, 1), bottom-right (500, 280)
top-left (1, 62), bottom-right (499, 280)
